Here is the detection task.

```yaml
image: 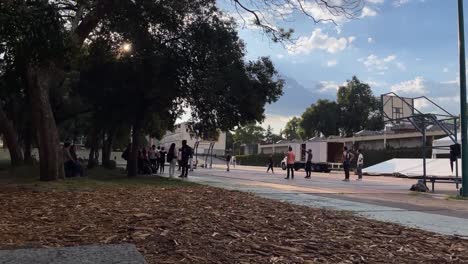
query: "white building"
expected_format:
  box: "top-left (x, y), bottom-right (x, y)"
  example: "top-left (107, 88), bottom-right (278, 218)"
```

top-left (157, 122), bottom-right (226, 156)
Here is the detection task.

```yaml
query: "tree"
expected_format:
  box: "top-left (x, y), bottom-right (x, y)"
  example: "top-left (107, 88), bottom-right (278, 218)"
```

top-left (337, 76), bottom-right (380, 136)
top-left (264, 125), bottom-right (283, 144)
top-left (0, 0), bottom-right (361, 180)
top-left (301, 99), bottom-right (340, 137)
top-left (282, 117), bottom-right (304, 140)
top-left (233, 124), bottom-right (266, 146)
top-left (231, 0), bottom-right (364, 42)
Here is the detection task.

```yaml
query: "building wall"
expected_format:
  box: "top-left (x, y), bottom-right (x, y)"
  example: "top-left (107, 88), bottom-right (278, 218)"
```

top-left (157, 123), bottom-right (226, 155)
top-left (259, 145), bottom-right (290, 154)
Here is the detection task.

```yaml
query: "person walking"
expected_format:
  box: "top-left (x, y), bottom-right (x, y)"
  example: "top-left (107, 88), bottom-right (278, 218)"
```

top-left (225, 151), bottom-right (232, 172)
top-left (167, 143), bottom-right (177, 177)
top-left (179, 140), bottom-right (192, 178)
top-left (305, 149), bottom-right (313, 179)
top-left (285, 146), bottom-right (295, 179)
top-left (342, 146), bottom-right (354, 182)
top-left (266, 154), bottom-right (274, 173)
top-left (356, 149), bottom-right (364, 181)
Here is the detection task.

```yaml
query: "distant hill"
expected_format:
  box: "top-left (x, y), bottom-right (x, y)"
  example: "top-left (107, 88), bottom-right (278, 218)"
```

top-left (266, 76), bottom-right (335, 116)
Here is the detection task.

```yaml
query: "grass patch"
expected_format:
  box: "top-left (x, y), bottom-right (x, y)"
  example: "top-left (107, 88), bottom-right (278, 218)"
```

top-left (0, 163), bottom-right (196, 191)
top-left (447, 195), bottom-right (468, 201)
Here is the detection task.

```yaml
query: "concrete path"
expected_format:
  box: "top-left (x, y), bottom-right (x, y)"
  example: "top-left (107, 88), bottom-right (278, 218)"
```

top-left (0, 244), bottom-right (146, 264)
top-left (166, 165), bottom-right (468, 237)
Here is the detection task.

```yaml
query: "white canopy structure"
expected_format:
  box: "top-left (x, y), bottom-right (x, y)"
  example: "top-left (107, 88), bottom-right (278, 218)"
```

top-left (363, 158), bottom-right (461, 177)
top-left (432, 133), bottom-right (461, 158)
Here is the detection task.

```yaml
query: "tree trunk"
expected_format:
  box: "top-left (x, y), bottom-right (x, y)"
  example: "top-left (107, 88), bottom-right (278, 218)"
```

top-left (87, 127), bottom-right (100, 169)
top-left (102, 130), bottom-right (114, 166)
top-left (26, 64), bottom-right (64, 181)
top-left (23, 125), bottom-right (34, 165)
top-left (128, 121), bottom-right (142, 177)
top-left (0, 105), bottom-right (24, 166)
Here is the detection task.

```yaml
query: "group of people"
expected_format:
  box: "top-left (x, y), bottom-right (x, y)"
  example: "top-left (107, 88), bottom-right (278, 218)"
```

top-left (63, 142), bottom-right (84, 177)
top-left (123, 140), bottom-right (193, 178)
top-left (342, 147), bottom-right (364, 182)
top-left (280, 146), bottom-right (364, 181)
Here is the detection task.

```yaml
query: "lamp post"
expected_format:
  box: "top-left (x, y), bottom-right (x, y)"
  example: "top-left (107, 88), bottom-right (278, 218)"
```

top-left (458, 0), bottom-right (468, 196)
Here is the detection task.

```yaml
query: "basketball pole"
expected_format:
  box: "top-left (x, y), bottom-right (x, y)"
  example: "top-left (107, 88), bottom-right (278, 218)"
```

top-left (458, 0), bottom-right (468, 196)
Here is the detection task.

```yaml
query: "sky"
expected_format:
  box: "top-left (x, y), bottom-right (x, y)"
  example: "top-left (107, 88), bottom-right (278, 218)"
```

top-left (214, 0), bottom-right (465, 133)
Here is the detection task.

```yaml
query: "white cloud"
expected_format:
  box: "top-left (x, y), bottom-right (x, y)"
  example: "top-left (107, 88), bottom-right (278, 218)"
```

top-left (393, 0), bottom-right (411, 7)
top-left (443, 67), bottom-right (449, 73)
top-left (287, 29), bottom-right (354, 55)
top-left (396, 62), bottom-right (406, 71)
top-left (361, 6), bottom-right (378, 17)
top-left (359, 54), bottom-right (406, 73)
top-left (359, 54), bottom-right (394, 71)
top-left (391, 76), bottom-right (426, 95)
top-left (368, 37), bottom-right (374, 43)
top-left (276, 54), bottom-right (285, 59)
top-left (393, 0), bottom-right (425, 7)
top-left (301, 2), bottom-right (349, 24)
top-left (326, 60), bottom-right (338, 67)
top-left (316, 81), bottom-right (347, 93)
top-left (367, 0), bottom-right (384, 3)
top-left (413, 98), bottom-right (430, 110)
top-left (262, 114), bottom-right (296, 133)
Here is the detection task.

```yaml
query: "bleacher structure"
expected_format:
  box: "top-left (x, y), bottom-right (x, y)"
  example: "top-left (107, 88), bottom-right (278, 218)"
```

top-left (380, 92), bottom-right (461, 190)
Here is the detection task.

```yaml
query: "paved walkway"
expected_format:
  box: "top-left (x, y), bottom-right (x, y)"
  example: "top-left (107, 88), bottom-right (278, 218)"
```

top-left (167, 165), bottom-right (468, 237)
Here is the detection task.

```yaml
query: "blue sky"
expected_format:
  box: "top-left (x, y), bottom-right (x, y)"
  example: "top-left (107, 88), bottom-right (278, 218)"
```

top-left (217, 0), bottom-right (465, 133)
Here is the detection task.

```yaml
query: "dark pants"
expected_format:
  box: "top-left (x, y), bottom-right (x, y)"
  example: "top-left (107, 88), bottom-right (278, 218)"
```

top-left (286, 164), bottom-right (294, 179)
top-left (150, 159), bottom-right (157, 173)
top-left (357, 164), bottom-right (363, 179)
top-left (180, 162), bottom-right (189, 177)
top-left (267, 164), bottom-right (274, 173)
top-left (159, 160), bottom-right (165, 173)
top-left (343, 162), bottom-right (350, 180)
top-left (65, 160), bottom-right (83, 177)
top-left (305, 161), bottom-right (312, 177)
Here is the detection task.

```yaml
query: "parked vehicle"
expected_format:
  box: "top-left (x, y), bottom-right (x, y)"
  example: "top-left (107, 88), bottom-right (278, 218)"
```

top-left (281, 141), bottom-right (344, 172)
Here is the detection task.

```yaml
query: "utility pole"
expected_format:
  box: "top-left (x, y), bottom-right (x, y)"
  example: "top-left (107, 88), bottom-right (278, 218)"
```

top-left (458, 0), bottom-right (468, 196)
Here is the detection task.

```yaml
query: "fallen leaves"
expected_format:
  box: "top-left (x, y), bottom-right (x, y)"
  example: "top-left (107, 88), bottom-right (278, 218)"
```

top-left (0, 185), bottom-right (467, 264)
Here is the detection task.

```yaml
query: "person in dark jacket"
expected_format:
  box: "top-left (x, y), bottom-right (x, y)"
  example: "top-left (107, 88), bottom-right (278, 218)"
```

top-left (305, 149), bottom-right (313, 179)
top-left (266, 155), bottom-right (274, 174)
top-left (179, 140), bottom-right (192, 178)
top-left (159, 147), bottom-right (166, 174)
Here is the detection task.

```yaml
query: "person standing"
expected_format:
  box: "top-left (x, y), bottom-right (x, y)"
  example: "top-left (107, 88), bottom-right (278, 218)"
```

top-left (356, 149), bottom-right (364, 181)
top-left (159, 147), bottom-right (166, 174)
top-left (342, 146), bottom-right (354, 182)
top-left (225, 151), bottom-right (232, 172)
top-left (305, 149), bottom-right (313, 179)
top-left (177, 148), bottom-right (182, 171)
top-left (149, 145), bottom-right (157, 173)
top-left (285, 146), bottom-right (295, 180)
top-left (266, 155), bottom-right (274, 173)
top-left (179, 140), bottom-right (192, 178)
top-left (167, 143), bottom-right (177, 177)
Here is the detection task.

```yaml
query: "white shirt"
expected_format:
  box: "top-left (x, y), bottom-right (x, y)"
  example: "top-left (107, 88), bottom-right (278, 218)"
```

top-left (357, 153), bottom-right (364, 166)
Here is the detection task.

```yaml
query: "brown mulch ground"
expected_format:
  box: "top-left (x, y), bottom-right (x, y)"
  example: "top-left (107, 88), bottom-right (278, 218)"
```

top-left (1, 185), bottom-right (467, 264)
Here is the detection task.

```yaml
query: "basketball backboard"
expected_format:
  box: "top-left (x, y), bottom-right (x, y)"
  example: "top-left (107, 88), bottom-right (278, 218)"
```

top-left (381, 94), bottom-right (414, 122)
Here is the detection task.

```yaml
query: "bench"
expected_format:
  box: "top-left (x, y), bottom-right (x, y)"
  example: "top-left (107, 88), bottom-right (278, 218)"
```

top-left (424, 177), bottom-right (461, 192)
